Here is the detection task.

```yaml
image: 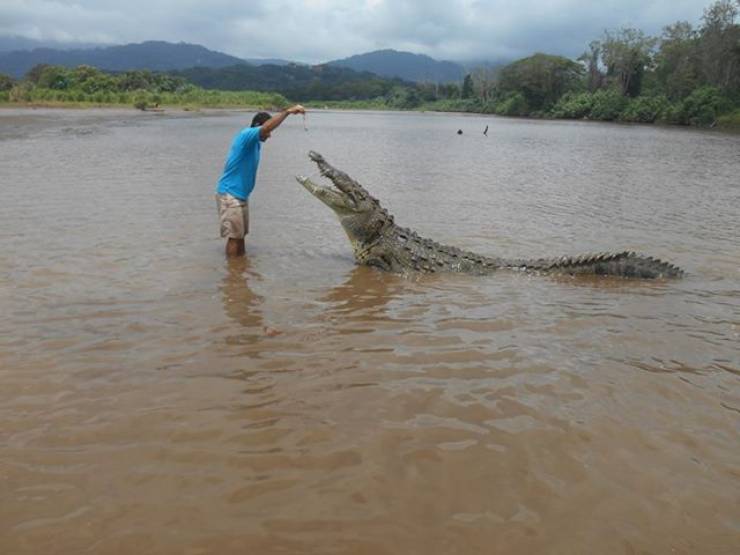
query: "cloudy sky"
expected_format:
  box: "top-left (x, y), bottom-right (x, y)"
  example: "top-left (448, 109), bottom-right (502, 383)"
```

top-left (0, 0), bottom-right (715, 63)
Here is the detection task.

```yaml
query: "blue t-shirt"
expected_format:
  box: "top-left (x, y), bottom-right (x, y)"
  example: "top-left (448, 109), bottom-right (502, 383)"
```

top-left (216, 126), bottom-right (262, 200)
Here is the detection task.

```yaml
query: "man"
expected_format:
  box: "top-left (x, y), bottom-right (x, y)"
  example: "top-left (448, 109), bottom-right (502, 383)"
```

top-left (216, 104), bottom-right (306, 257)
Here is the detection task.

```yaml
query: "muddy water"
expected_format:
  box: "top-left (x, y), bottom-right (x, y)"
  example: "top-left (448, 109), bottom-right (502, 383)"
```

top-left (1, 107), bottom-right (739, 554)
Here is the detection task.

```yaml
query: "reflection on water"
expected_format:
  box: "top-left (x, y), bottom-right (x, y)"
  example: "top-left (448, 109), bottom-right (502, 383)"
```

top-left (321, 265), bottom-right (401, 321)
top-left (220, 256), bottom-right (265, 344)
top-left (1, 108), bottom-right (739, 554)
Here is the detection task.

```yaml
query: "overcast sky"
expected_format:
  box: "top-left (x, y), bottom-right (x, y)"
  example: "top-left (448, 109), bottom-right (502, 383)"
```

top-left (0, 0), bottom-right (716, 63)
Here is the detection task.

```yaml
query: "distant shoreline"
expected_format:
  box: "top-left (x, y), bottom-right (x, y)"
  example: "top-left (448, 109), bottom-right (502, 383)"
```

top-left (2, 101), bottom-right (738, 131)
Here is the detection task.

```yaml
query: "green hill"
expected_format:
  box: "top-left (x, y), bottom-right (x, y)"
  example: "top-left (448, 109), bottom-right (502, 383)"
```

top-left (0, 41), bottom-right (247, 78)
top-left (173, 63), bottom-right (410, 101)
top-left (327, 49), bottom-right (465, 83)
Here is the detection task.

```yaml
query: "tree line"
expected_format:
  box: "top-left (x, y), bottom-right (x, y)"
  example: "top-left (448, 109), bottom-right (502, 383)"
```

top-left (0, 64), bottom-right (288, 109)
top-left (307, 0), bottom-right (739, 125)
top-left (426, 0), bottom-right (740, 126)
top-left (1, 0), bottom-right (737, 125)
top-left (172, 63), bottom-right (411, 102)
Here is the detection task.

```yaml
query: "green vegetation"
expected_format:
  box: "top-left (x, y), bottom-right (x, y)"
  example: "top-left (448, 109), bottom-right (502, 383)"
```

top-left (0, 72), bottom-right (14, 92)
top-left (0, 64), bottom-right (287, 109)
top-left (496, 54), bottom-right (584, 113)
top-left (305, 0), bottom-right (740, 129)
top-left (304, 98), bottom-right (392, 110)
top-left (440, 0), bottom-right (739, 127)
top-left (0, 0), bottom-right (737, 128)
top-left (716, 107), bottom-right (740, 127)
top-left (173, 63), bottom-right (408, 103)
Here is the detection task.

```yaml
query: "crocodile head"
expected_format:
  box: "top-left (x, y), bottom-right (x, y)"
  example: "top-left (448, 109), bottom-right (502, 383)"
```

top-left (296, 151), bottom-right (393, 254)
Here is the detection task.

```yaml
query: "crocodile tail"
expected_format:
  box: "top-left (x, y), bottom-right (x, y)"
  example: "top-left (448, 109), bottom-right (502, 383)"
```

top-left (509, 251), bottom-right (684, 279)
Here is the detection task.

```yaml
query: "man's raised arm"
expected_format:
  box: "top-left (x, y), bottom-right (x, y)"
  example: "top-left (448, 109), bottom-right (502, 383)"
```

top-left (260, 104), bottom-right (306, 140)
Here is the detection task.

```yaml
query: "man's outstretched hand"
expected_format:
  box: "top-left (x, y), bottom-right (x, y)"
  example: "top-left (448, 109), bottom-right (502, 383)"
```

top-left (260, 105), bottom-right (307, 139)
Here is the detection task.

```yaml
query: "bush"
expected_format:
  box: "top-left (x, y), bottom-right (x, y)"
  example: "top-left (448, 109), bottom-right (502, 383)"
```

top-left (550, 92), bottom-right (595, 119)
top-left (423, 98), bottom-right (484, 113)
top-left (71, 65), bottom-right (117, 94)
top-left (662, 86), bottom-right (731, 126)
top-left (38, 66), bottom-right (70, 90)
top-left (9, 83), bottom-right (32, 102)
top-left (385, 87), bottom-right (422, 109)
top-left (132, 90), bottom-right (152, 110)
top-left (716, 108), bottom-right (740, 128)
top-left (495, 93), bottom-right (529, 116)
top-left (0, 90), bottom-right (9, 102)
top-left (620, 95), bottom-right (671, 123)
top-left (0, 73), bottom-right (15, 91)
top-left (589, 88), bottom-right (628, 121)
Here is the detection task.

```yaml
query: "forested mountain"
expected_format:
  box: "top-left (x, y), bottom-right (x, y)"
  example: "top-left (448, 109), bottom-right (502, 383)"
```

top-left (0, 38), bottom-right (428, 103)
top-left (327, 49), bottom-right (466, 83)
top-left (0, 41), bottom-right (247, 78)
top-left (0, 41), bottom-right (467, 84)
top-left (243, 58), bottom-right (295, 66)
top-left (173, 63), bottom-right (410, 101)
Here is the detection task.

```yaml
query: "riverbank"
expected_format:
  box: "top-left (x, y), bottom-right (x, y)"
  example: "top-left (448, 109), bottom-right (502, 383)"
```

top-left (0, 101), bottom-right (258, 112)
top-left (307, 97), bottom-right (740, 131)
top-left (0, 83), bottom-right (288, 111)
top-left (716, 108), bottom-right (740, 128)
top-left (3, 99), bottom-right (739, 132)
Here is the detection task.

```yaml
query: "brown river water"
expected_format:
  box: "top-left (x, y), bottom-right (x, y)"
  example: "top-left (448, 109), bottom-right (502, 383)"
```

top-left (1, 107), bottom-right (739, 554)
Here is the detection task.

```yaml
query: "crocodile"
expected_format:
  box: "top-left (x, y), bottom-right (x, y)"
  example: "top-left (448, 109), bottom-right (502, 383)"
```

top-left (296, 151), bottom-right (684, 279)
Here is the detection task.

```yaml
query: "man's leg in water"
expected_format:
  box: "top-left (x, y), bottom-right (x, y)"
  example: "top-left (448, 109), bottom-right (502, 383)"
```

top-left (217, 195), bottom-right (249, 257)
top-left (226, 237), bottom-right (245, 257)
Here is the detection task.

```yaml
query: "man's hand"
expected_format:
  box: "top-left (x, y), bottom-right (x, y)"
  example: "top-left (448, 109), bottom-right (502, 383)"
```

top-left (260, 105), bottom-right (307, 140)
top-left (285, 104), bottom-right (306, 115)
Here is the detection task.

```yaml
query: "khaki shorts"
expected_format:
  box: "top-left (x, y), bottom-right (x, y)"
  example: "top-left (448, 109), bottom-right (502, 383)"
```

top-left (216, 193), bottom-right (249, 239)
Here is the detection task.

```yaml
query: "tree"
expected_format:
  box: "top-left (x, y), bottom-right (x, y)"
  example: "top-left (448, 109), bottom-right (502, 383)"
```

top-left (37, 66), bottom-right (70, 90)
top-left (496, 53), bottom-right (584, 111)
top-left (0, 73), bottom-right (15, 91)
top-left (437, 82), bottom-right (460, 99)
top-left (601, 28), bottom-right (657, 97)
top-left (416, 82), bottom-right (442, 102)
top-left (655, 21), bottom-right (699, 99)
top-left (384, 86), bottom-right (421, 109)
top-left (118, 70), bottom-right (154, 91)
top-left (698, 0), bottom-right (740, 90)
top-left (461, 74), bottom-right (474, 99)
top-left (25, 64), bottom-right (51, 84)
top-left (471, 66), bottom-right (498, 102)
top-left (578, 41), bottom-right (604, 92)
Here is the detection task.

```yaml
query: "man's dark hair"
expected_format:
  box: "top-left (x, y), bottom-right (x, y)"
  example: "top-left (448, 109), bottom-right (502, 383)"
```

top-left (251, 112), bottom-right (271, 127)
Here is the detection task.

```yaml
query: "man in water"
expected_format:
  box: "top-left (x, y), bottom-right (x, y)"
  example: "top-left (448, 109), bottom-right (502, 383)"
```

top-left (216, 105), bottom-right (306, 257)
